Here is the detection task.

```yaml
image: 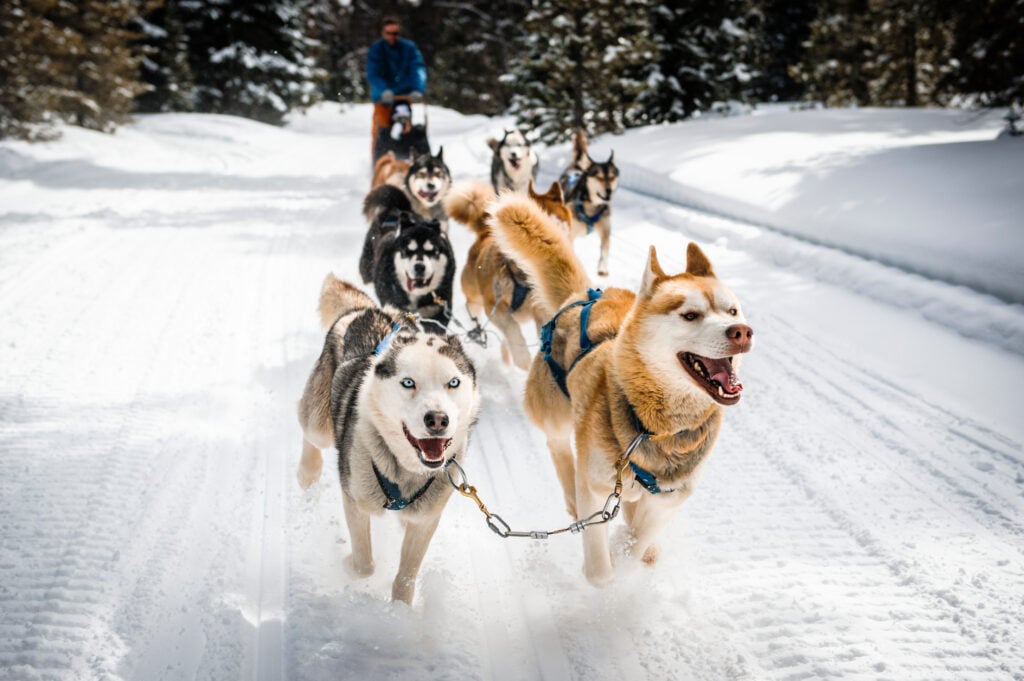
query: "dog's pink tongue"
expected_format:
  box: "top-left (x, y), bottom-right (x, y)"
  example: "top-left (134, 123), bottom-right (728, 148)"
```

top-left (416, 438), bottom-right (447, 461)
top-left (706, 357), bottom-right (742, 394)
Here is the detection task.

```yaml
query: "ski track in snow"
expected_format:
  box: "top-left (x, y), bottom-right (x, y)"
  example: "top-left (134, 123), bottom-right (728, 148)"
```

top-left (1, 112), bottom-right (1022, 681)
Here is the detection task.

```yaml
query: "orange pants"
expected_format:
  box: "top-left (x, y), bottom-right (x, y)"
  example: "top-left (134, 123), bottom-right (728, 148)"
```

top-left (371, 103), bottom-right (393, 158)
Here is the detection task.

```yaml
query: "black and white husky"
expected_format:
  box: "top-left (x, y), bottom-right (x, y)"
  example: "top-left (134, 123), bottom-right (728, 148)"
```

top-left (365, 147), bottom-right (452, 230)
top-left (488, 129), bottom-right (539, 194)
top-left (360, 189), bottom-right (456, 331)
top-left (296, 275), bottom-right (480, 604)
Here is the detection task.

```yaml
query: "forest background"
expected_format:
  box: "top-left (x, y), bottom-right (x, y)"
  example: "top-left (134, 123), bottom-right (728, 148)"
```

top-left (0, 0), bottom-right (1021, 142)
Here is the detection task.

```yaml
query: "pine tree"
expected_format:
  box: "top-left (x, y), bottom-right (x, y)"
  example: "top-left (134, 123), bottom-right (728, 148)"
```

top-left (134, 0), bottom-right (196, 113)
top-left (947, 0), bottom-right (1024, 106)
top-left (750, 0), bottom-right (817, 102)
top-left (867, 0), bottom-right (955, 106)
top-left (639, 0), bottom-right (761, 123)
top-left (179, 0), bottom-right (322, 125)
top-left (507, 0), bottom-right (658, 143)
top-left (791, 0), bottom-right (874, 106)
top-left (1, 0), bottom-right (150, 139)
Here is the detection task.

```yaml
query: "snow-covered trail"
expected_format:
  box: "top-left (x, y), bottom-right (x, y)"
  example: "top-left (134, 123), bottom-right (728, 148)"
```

top-left (1, 106), bottom-right (1022, 681)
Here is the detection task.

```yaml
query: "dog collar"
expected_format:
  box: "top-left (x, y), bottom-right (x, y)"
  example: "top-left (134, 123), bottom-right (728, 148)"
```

top-left (371, 460), bottom-right (436, 511)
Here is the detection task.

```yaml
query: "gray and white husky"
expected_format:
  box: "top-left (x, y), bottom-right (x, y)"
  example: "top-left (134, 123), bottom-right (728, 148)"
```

top-left (488, 129), bottom-right (539, 194)
top-left (296, 274), bottom-right (480, 604)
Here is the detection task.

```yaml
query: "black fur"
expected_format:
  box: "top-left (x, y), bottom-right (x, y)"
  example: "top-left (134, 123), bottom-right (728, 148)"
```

top-left (358, 210), bottom-right (456, 332)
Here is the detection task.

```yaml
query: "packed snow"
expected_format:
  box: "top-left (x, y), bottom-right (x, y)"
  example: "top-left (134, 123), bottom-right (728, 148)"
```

top-left (1, 102), bottom-right (1022, 681)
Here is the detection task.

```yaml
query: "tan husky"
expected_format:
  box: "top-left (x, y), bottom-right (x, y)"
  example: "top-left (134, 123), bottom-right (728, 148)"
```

top-left (488, 193), bottom-right (754, 586)
top-left (445, 178), bottom-right (573, 370)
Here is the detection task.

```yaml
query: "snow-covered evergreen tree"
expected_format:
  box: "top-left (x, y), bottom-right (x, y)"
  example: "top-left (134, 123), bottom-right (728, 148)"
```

top-left (946, 0), bottom-right (1024, 106)
top-left (134, 0), bottom-right (196, 113)
top-left (0, 0), bottom-right (149, 139)
top-left (794, 0), bottom-right (956, 107)
top-left (638, 0), bottom-right (761, 123)
top-left (749, 0), bottom-right (816, 103)
top-left (508, 0), bottom-right (658, 143)
top-left (179, 0), bottom-right (322, 125)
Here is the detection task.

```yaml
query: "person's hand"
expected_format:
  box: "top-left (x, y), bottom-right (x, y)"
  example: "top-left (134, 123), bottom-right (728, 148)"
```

top-left (380, 89), bottom-right (394, 104)
top-left (408, 91), bottom-right (424, 103)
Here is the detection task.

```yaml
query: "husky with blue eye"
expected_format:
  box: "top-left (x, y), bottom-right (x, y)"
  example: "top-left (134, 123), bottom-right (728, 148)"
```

top-left (296, 274), bottom-right (480, 604)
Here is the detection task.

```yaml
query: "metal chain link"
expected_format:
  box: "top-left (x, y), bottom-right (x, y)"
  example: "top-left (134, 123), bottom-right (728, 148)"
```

top-left (445, 431), bottom-right (648, 539)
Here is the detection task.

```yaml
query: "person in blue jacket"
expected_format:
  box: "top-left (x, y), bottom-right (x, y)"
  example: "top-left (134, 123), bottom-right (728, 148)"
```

top-left (367, 17), bottom-right (427, 158)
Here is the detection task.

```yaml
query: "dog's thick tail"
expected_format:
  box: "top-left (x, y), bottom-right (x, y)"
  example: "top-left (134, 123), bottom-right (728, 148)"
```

top-left (318, 273), bottom-right (375, 330)
top-left (444, 179), bottom-right (496, 235)
top-left (571, 128), bottom-right (589, 165)
top-left (487, 192), bottom-right (591, 318)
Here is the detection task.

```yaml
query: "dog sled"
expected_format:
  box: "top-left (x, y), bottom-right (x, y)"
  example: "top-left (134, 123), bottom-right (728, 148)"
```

top-left (372, 95), bottom-right (431, 163)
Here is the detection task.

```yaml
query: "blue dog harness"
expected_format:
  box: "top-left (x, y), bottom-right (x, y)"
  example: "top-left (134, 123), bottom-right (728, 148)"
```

top-left (539, 288), bottom-right (603, 398)
top-left (371, 461), bottom-right (436, 510)
top-left (565, 170), bottom-right (607, 235)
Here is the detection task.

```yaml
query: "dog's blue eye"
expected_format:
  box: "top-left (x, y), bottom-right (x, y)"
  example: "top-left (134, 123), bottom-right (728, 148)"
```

top-left (401, 378), bottom-right (415, 389)
top-left (448, 377), bottom-right (460, 388)
top-left (682, 312), bottom-right (699, 321)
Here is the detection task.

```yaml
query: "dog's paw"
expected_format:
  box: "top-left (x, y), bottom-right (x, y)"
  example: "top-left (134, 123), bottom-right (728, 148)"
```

top-left (344, 554), bottom-right (375, 578)
top-left (391, 577), bottom-right (416, 604)
top-left (296, 463), bottom-right (322, 489)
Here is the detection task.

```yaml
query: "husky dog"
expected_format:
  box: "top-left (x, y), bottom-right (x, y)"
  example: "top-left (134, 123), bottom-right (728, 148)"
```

top-left (359, 195), bottom-right (455, 332)
top-left (558, 129), bottom-right (619, 276)
top-left (445, 178), bottom-right (572, 370)
top-left (296, 274), bottom-right (480, 604)
top-left (488, 193), bottom-right (754, 587)
top-left (487, 129), bottom-right (540, 194)
top-left (364, 146), bottom-right (452, 229)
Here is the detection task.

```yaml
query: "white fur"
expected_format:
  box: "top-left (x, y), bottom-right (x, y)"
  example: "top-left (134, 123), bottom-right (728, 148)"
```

top-left (366, 339), bottom-right (477, 474)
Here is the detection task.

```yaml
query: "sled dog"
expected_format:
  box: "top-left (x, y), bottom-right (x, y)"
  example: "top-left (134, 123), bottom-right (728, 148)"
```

top-left (359, 194), bottom-right (455, 332)
top-left (364, 147), bottom-right (451, 230)
top-left (487, 129), bottom-right (540, 194)
top-left (558, 129), bottom-right (618, 276)
top-left (445, 178), bottom-right (572, 369)
top-left (296, 274), bottom-right (480, 604)
top-left (488, 193), bottom-right (754, 586)
top-left (370, 150), bottom-right (410, 190)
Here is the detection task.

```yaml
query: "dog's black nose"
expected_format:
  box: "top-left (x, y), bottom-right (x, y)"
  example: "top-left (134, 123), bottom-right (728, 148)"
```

top-left (424, 411), bottom-right (449, 434)
top-left (413, 262), bottom-right (426, 276)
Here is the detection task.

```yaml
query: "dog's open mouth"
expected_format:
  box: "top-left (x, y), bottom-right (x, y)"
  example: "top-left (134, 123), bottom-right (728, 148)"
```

top-left (403, 424), bottom-right (452, 468)
top-left (679, 352), bottom-right (743, 405)
top-left (405, 275), bottom-right (429, 292)
top-left (509, 157), bottom-right (522, 170)
top-left (417, 189), bottom-right (438, 203)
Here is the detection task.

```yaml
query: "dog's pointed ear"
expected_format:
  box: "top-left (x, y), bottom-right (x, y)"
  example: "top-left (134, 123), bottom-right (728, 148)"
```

top-left (640, 246), bottom-right (666, 297)
top-left (607, 150), bottom-right (615, 164)
top-left (487, 137), bottom-right (499, 152)
top-left (435, 146), bottom-right (444, 161)
top-left (686, 242), bottom-right (716, 278)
